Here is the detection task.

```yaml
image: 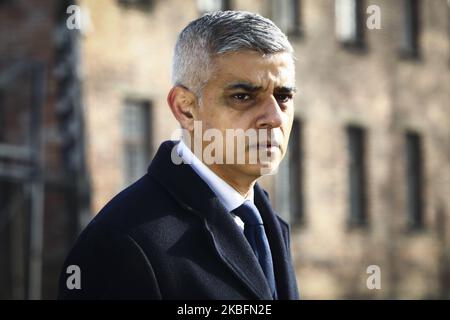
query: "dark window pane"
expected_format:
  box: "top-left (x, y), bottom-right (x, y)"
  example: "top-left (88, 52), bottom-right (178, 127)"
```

top-left (405, 131), bottom-right (424, 229)
top-left (197, 0), bottom-right (231, 15)
top-left (272, 0), bottom-right (303, 37)
top-left (335, 0), bottom-right (365, 48)
top-left (117, 0), bottom-right (154, 11)
top-left (400, 0), bottom-right (421, 58)
top-left (289, 118), bottom-right (304, 225)
top-left (275, 118), bottom-right (304, 226)
top-left (222, 0), bottom-right (232, 11)
top-left (347, 125), bottom-right (367, 227)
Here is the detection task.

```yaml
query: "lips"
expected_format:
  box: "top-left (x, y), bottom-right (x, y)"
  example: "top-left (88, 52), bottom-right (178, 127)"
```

top-left (265, 142), bottom-right (279, 148)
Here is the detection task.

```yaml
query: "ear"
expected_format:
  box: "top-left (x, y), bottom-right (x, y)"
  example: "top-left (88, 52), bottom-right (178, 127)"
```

top-left (167, 86), bottom-right (197, 131)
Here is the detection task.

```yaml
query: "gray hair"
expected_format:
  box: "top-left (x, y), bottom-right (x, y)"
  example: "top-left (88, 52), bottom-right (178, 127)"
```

top-left (172, 10), bottom-right (294, 97)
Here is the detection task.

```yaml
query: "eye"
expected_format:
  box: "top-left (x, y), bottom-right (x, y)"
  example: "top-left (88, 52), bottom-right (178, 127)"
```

top-left (232, 93), bottom-right (252, 101)
top-left (274, 94), bottom-right (293, 103)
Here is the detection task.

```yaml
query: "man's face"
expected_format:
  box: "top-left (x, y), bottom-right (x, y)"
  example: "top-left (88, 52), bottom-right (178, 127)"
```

top-left (192, 50), bottom-right (296, 182)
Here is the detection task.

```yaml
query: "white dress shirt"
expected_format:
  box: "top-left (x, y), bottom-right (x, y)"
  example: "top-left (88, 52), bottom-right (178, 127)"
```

top-left (176, 140), bottom-right (255, 231)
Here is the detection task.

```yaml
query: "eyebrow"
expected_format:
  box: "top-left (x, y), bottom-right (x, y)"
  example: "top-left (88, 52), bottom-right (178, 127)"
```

top-left (275, 86), bottom-right (297, 94)
top-left (224, 82), bottom-right (262, 92)
top-left (224, 82), bottom-right (297, 94)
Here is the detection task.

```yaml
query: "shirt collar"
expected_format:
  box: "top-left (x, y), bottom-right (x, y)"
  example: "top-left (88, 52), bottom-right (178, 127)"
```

top-left (176, 140), bottom-right (254, 212)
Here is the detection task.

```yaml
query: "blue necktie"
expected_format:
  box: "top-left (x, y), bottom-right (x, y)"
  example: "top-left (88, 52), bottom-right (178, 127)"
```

top-left (232, 200), bottom-right (277, 299)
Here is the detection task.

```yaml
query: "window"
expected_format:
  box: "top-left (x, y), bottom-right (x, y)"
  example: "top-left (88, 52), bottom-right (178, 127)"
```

top-left (117, 0), bottom-right (154, 11)
top-left (197, 0), bottom-right (232, 15)
top-left (405, 131), bottom-right (424, 229)
top-left (346, 125), bottom-right (367, 227)
top-left (123, 99), bottom-right (152, 186)
top-left (275, 118), bottom-right (304, 226)
top-left (400, 0), bottom-right (420, 59)
top-left (335, 0), bottom-right (365, 48)
top-left (272, 0), bottom-right (303, 37)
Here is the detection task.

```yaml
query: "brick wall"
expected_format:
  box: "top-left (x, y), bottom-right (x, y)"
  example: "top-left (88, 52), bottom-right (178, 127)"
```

top-left (82, 0), bottom-right (450, 299)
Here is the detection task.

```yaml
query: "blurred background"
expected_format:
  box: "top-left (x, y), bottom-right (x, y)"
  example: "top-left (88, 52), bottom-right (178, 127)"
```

top-left (0, 0), bottom-right (449, 300)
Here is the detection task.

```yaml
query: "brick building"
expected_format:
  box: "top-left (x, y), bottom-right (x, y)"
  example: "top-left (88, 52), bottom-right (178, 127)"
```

top-left (80, 0), bottom-right (450, 299)
top-left (0, 0), bottom-right (449, 299)
top-left (281, 0), bottom-right (450, 299)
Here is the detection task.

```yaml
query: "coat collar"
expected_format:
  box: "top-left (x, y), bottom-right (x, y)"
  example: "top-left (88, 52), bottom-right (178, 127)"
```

top-left (148, 141), bottom-right (298, 300)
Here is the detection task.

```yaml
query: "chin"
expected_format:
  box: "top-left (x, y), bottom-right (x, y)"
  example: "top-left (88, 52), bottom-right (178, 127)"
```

top-left (258, 161), bottom-right (281, 176)
top-left (239, 160), bottom-right (281, 177)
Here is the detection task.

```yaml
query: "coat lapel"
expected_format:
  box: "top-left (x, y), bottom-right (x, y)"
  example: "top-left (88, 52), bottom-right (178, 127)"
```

top-left (147, 141), bottom-right (273, 299)
top-left (202, 196), bottom-right (273, 299)
top-left (254, 184), bottom-right (300, 300)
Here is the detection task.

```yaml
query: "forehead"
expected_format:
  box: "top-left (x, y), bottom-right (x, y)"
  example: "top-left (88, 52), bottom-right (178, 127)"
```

top-left (208, 50), bottom-right (295, 88)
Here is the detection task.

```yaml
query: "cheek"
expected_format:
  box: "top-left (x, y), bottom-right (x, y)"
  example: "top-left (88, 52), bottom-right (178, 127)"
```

top-left (199, 96), bottom-right (258, 131)
top-left (198, 97), bottom-right (228, 124)
top-left (210, 110), bottom-right (246, 130)
top-left (197, 105), bottom-right (219, 129)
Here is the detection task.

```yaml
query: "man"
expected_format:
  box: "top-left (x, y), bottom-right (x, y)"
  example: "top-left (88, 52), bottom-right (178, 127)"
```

top-left (58, 10), bottom-right (299, 300)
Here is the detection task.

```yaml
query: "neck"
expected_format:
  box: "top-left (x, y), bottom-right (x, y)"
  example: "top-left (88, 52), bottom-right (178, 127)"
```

top-left (207, 163), bottom-right (257, 197)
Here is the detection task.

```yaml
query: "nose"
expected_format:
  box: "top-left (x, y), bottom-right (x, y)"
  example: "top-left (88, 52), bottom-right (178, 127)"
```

top-left (255, 95), bottom-right (284, 129)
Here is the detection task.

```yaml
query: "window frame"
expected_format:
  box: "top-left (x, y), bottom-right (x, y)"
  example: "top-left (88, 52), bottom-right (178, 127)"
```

top-left (122, 99), bottom-right (152, 186)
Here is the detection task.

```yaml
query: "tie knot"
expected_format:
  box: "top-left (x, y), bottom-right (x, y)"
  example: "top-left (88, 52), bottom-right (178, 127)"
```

top-left (232, 201), bottom-right (263, 226)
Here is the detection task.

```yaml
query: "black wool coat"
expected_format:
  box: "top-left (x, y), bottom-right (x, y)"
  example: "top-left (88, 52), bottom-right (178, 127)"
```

top-left (58, 141), bottom-right (299, 300)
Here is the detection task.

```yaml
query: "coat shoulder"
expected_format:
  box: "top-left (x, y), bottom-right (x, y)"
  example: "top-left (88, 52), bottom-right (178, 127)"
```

top-left (58, 173), bottom-right (174, 299)
top-left (90, 173), bottom-right (182, 233)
